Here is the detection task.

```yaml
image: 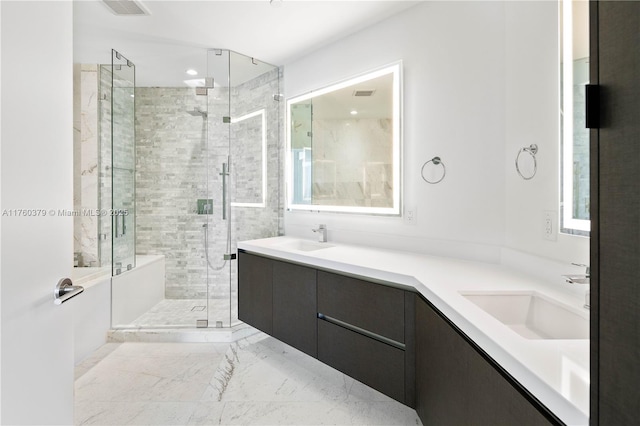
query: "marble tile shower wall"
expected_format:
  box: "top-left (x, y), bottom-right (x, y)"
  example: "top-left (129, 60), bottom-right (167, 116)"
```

top-left (81, 64), bottom-right (282, 283)
top-left (135, 66), bottom-right (281, 309)
top-left (111, 74), bottom-right (136, 270)
top-left (99, 65), bottom-right (112, 267)
top-left (136, 87), bottom-right (210, 299)
top-left (74, 65), bottom-right (100, 266)
top-left (313, 118), bottom-right (392, 207)
top-left (74, 65), bottom-right (81, 261)
top-left (98, 65), bottom-right (136, 269)
top-left (229, 68), bottom-right (283, 225)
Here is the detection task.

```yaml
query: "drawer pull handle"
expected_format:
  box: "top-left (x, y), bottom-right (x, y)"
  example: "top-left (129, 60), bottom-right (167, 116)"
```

top-left (317, 312), bottom-right (405, 350)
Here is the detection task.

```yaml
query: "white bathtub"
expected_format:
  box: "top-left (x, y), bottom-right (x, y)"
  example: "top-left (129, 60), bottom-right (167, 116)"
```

top-left (111, 255), bottom-right (165, 327)
top-left (71, 255), bottom-right (166, 363)
top-left (72, 265), bottom-right (110, 282)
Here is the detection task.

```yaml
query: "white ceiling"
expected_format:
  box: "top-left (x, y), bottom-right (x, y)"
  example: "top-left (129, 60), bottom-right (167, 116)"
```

top-left (74, 0), bottom-right (419, 87)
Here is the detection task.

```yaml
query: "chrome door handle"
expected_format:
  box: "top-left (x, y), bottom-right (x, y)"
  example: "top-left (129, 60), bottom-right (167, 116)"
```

top-left (54, 278), bottom-right (84, 305)
top-left (220, 161), bottom-right (229, 220)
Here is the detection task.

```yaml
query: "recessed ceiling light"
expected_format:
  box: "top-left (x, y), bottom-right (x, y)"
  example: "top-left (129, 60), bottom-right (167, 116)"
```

top-left (350, 110), bottom-right (358, 115)
top-left (186, 69), bottom-right (198, 76)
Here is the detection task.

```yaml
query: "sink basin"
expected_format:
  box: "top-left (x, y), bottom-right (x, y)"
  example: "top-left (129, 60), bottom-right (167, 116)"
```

top-left (275, 240), bottom-right (335, 252)
top-left (460, 291), bottom-right (589, 340)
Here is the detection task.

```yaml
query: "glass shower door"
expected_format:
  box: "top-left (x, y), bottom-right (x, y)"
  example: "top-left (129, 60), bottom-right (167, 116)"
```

top-left (209, 50), bottom-right (282, 327)
top-left (111, 49), bottom-right (136, 275)
top-left (205, 49), bottom-right (233, 328)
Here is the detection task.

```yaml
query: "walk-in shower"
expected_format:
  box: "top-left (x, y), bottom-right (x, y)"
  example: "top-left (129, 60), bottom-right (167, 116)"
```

top-left (90, 48), bottom-right (282, 330)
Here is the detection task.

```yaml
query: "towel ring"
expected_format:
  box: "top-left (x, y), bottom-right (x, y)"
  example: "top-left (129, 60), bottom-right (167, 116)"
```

top-left (421, 156), bottom-right (446, 184)
top-left (515, 144), bottom-right (538, 180)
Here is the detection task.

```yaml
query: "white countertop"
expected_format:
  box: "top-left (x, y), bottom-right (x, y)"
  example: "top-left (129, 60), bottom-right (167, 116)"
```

top-left (238, 236), bottom-right (589, 426)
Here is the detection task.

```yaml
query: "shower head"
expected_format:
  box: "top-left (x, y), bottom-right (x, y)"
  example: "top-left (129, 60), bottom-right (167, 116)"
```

top-left (187, 107), bottom-right (207, 118)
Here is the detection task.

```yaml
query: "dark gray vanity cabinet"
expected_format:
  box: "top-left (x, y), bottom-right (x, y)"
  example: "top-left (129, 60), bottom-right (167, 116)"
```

top-left (316, 271), bottom-right (413, 406)
top-left (238, 252), bottom-right (273, 335)
top-left (272, 261), bottom-right (317, 358)
top-left (318, 319), bottom-right (406, 402)
top-left (239, 251), bottom-right (561, 423)
top-left (238, 251), bottom-right (318, 357)
top-left (317, 271), bottom-right (405, 342)
top-left (237, 251), bottom-right (415, 407)
top-left (415, 294), bottom-right (555, 425)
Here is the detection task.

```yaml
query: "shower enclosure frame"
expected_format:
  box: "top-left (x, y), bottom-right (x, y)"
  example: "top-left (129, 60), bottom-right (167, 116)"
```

top-left (106, 47), bottom-right (282, 330)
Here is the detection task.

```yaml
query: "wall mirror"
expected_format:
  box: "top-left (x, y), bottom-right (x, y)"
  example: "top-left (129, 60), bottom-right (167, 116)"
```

top-left (560, 0), bottom-right (590, 235)
top-left (286, 63), bottom-right (401, 215)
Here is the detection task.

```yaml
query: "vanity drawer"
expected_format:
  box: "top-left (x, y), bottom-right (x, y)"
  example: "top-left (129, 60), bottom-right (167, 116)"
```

top-left (272, 260), bottom-right (317, 358)
top-left (317, 271), bottom-right (405, 343)
top-left (318, 319), bottom-right (405, 404)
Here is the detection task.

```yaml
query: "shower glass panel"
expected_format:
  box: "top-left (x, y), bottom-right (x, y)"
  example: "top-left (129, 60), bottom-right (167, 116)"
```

top-left (111, 49), bottom-right (136, 275)
top-left (226, 51), bottom-right (282, 327)
top-left (208, 49), bottom-right (281, 327)
top-left (204, 49), bottom-right (282, 328)
top-left (204, 49), bottom-right (231, 328)
top-left (134, 48), bottom-right (211, 328)
top-left (111, 47), bottom-right (280, 330)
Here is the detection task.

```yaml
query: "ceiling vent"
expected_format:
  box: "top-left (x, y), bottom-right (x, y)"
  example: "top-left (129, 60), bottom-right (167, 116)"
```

top-left (102, 0), bottom-right (150, 16)
top-left (353, 90), bottom-right (376, 97)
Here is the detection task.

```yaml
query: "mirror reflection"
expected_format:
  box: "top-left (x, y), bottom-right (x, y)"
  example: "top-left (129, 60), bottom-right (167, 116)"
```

top-left (560, 0), bottom-right (590, 234)
top-left (287, 63), bottom-right (401, 214)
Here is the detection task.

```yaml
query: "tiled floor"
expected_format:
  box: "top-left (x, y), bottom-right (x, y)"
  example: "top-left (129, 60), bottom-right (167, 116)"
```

top-left (75, 333), bottom-right (422, 425)
top-left (120, 299), bottom-right (238, 329)
top-left (125, 299), bottom-right (213, 328)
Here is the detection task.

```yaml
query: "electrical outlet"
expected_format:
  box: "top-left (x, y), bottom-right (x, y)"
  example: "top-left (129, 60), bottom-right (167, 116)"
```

top-left (404, 206), bottom-right (417, 225)
top-left (543, 210), bottom-right (557, 241)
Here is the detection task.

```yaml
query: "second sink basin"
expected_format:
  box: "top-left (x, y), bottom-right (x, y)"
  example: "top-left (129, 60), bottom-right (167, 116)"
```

top-left (460, 291), bottom-right (589, 340)
top-left (275, 240), bottom-right (335, 252)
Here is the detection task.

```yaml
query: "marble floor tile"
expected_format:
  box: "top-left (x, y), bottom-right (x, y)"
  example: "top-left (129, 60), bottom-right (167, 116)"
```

top-left (124, 299), bottom-right (213, 328)
top-left (203, 334), bottom-right (356, 403)
top-left (75, 343), bottom-right (121, 380)
top-left (75, 343), bottom-right (228, 404)
top-left (211, 401), bottom-right (422, 426)
top-left (121, 298), bottom-right (239, 329)
top-left (76, 401), bottom-right (201, 425)
top-left (75, 332), bottom-right (422, 425)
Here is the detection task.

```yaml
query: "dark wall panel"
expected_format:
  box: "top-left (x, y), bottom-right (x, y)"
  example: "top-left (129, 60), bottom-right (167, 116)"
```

top-left (595, 2), bottom-right (640, 424)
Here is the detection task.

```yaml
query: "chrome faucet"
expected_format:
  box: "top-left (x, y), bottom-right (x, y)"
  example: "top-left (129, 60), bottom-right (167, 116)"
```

top-left (312, 224), bottom-right (328, 242)
top-left (562, 263), bottom-right (590, 309)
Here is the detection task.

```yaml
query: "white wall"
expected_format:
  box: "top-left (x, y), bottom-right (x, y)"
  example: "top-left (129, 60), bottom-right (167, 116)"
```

top-left (284, 1), bottom-right (589, 268)
top-left (504, 1), bottom-right (589, 265)
top-left (285, 1), bottom-right (507, 262)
